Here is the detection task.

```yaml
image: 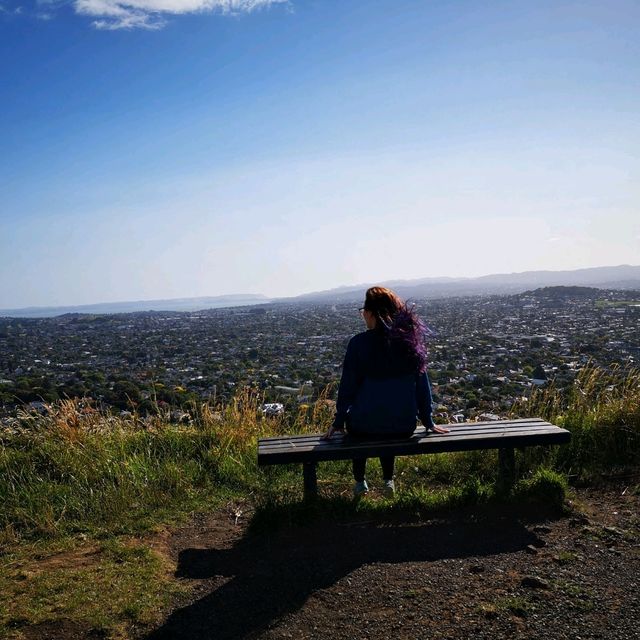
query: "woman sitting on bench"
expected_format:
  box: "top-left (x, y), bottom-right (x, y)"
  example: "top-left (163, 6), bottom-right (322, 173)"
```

top-left (323, 286), bottom-right (448, 497)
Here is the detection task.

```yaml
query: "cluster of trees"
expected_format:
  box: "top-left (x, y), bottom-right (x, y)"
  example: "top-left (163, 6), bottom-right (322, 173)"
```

top-left (0, 374), bottom-right (205, 413)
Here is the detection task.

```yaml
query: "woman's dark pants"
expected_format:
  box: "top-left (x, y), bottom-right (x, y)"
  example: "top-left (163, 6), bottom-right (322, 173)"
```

top-left (347, 430), bottom-right (414, 482)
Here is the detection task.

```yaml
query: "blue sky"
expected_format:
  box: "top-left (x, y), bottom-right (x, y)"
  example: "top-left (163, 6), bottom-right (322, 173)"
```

top-left (1, 0), bottom-right (639, 308)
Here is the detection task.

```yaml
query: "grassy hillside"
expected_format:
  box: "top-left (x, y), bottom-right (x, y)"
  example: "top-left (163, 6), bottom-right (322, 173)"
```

top-left (1, 366), bottom-right (638, 638)
top-left (3, 365), bottom-right (638, 539)
top-left (514, 364), bottom-right (640, 478)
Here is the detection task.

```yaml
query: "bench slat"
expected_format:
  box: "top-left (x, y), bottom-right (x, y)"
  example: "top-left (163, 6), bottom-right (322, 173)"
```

top-left (258, 423), bottom-right (556, 452)
top-left (257, 419), bottom-right (570, 466)
top-left (259, 417), bottom-right (548, 444)
top-left (260, 426), bottom-right (557, 455)
top-left (258, 420), bottom-right (554, 449)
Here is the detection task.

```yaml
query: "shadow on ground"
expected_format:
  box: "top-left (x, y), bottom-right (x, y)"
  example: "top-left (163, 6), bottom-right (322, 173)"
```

top-left (145, 502), bottom-right (559, 640)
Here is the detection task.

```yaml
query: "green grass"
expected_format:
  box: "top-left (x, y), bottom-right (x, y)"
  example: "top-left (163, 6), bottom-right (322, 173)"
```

top-left (513, 364), bottom-right (640, 479)
top-left (0, 536), bottom-right (184, 639)
top-left (250, 468), bottom-right (567, 533)
top-left (0, 365), bottom-right (638, 638)
top-left (552, 580), bottom-right (595, 612)
top-left (4, 365), bottom-right (637, 540)
top-left (554, 551), bottom-right (578, 565)
top-left (494, 595), bottom-right (535, 617)
top-left (511, 468), bottom-right (568, 505)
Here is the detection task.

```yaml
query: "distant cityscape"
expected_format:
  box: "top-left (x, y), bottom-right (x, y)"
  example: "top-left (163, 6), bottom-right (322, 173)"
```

top-left (0, 286), bottom-right (638, 426)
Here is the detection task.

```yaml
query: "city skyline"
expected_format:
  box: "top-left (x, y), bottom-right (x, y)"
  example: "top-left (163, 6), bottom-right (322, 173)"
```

top-left (2, 1), bottom-right (639, 308)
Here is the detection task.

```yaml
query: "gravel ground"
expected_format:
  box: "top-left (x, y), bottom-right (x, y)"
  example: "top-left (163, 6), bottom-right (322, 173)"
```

top-left (144, 484), bottom-right (640, 640)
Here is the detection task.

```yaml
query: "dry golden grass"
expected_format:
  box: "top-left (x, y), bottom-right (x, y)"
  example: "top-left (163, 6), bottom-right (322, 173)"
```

top-left (513, 363), bottom-right (640, 475)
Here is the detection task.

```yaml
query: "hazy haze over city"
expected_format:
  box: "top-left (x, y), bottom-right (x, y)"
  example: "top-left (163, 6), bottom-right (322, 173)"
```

top-left (1, 1), bottom-right (638, 308)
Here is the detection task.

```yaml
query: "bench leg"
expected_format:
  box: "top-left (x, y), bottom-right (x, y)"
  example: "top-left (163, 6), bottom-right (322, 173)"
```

top-left (303, 462), bottom-right (318, 501)
top-left (498, 447), bottom-right (516, 490)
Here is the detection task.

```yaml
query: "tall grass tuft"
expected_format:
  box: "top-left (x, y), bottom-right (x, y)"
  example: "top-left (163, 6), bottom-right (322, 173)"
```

top-left (2, 365), bottom-right (638, 540)
top-left (2, 396), bottom-right (239, 539)
top-left (0, 387), bottom-right (338, 540)
top-left (513, 364), bottom-right (640, 478)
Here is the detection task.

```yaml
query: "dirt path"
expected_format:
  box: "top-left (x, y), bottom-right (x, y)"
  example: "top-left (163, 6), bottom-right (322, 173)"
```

top-left (143, 485), bottom-right (639, 640)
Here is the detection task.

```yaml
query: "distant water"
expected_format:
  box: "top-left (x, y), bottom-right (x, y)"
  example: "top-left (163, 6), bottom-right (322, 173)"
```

top-left (0, 296), bottom-right (271, 319)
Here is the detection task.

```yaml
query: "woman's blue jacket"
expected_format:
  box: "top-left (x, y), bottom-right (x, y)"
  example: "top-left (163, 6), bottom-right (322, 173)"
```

top-left (331, 329), bottom-right (435, 435)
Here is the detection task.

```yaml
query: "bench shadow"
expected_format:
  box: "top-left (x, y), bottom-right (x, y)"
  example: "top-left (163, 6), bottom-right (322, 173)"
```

top-left (145, 504), bottom-right (556, 640)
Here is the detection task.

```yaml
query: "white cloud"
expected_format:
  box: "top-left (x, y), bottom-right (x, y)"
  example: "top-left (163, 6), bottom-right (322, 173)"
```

top-left (72, 0), bottom-right (287, 30)
top-left (0, 3), bottom-right (24, 15)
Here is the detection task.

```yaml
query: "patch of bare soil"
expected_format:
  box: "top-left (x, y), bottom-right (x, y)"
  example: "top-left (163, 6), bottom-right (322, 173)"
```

top-left (142, 485), bottom-right (639, 640)
top-left (24, 546), bottom-right (101, 576)
top-left (19, 620), bottom-right (106, 640)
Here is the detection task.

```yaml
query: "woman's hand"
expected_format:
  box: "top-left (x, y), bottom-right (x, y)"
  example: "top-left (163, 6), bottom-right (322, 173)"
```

top-left (322, 426), bottom-right (344, 440)
top-left (429, 424), bottom-right (450, 434)
top-left (431, 424), bottom-right (449, 433)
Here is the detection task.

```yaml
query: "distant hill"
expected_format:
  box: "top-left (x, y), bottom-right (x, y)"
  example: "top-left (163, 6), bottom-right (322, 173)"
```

top-left (288, 265), bottom-right (640, 303)
top-left (518, 285), bottom-right (604, 299)
top-left (0, 295), bottom-right (270, 319)
top-left (2, 265), bottom-right (639, 318)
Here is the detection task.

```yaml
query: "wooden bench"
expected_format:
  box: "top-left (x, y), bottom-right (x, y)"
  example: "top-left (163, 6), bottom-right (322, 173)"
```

top-left (258, 417), bottom-right (571, 500)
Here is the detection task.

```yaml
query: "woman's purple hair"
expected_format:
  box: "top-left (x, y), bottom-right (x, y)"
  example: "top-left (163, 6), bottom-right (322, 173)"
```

top-left (387, 303), bottom-right (429, 373)
top-left (364, 287), bottom-right (429, 372)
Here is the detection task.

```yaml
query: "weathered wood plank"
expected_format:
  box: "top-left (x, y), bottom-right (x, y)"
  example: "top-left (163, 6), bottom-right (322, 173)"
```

top-left (258, 425), bottom-right (555, 451)
top-left (258, 421), bottom-right (555, 449)
top-left (258, 418), bottom-right (548, 444)
top-left (258, 421), bottom-right (571, 466)
top-left (258, 424), bottom-right (563, 452)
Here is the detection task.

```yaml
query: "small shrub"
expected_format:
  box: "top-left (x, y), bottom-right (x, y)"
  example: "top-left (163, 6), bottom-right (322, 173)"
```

top-left (554, 551), bottom-right (578, 565)
top-left (495, 596), bottom-right (534, 617)
top-left (512, 468), bottom-right (567, 507)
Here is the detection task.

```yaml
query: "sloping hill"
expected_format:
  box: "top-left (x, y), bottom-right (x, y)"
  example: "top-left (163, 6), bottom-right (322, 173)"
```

top-left (290, 265), bottom-right (640, 303)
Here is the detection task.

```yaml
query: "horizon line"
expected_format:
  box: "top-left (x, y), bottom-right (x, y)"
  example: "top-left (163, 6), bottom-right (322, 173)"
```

top-left (1, 263), bottom-right (638, 315)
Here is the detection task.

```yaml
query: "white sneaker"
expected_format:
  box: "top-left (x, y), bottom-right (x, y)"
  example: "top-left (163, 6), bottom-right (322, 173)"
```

top-left (383, 479), bottom-right (395, 497)
top-left (353, 480), bottom-right (369, 497)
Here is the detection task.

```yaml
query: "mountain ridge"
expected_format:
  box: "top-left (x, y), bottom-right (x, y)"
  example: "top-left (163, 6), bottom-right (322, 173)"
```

top-left (2, 265), bottom-right (639, 318)
top-left (290, 264), bottom-right (640, 303)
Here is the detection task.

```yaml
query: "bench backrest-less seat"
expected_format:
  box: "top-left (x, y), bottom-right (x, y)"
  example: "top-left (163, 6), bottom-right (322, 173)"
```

top-left (257, 418), bottom-right (570, 499)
